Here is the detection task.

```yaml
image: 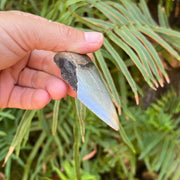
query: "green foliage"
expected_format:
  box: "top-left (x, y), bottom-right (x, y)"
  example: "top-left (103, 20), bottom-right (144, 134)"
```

top-left (0, 0), bottom-right (180, 180)
top-left (121, 88), bottom-right (180, 180)
top-left (1, 89), bottom-right (180, 179)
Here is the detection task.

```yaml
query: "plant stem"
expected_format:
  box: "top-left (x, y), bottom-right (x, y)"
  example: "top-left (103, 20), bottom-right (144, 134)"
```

top-left (74, 112), bottom-right (81, 180)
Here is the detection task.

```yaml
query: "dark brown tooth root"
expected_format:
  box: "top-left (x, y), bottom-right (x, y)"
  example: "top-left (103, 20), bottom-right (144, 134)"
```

top-left (54, 54), bottom-right (78, 92)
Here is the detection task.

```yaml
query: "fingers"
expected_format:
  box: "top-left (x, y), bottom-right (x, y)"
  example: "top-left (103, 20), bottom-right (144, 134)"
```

top-left (8, 87), bottom-right (50, 109)
top-left (18, 67), bottom-right (68, 100)
top-left (0, 11), bottom-right (104, 54)
top-left (0, 68), bottom-right (49, 109)
top-left (0, 62), bottom-right (70, 109)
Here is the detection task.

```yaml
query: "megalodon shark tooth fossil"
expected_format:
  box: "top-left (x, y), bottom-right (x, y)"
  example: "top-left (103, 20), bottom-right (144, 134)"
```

top-left (54, 52), bottom-right (119, 131)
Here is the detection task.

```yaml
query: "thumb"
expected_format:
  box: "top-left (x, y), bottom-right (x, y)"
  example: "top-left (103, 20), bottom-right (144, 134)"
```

top-left (1, 11), bottom-right (104, 54)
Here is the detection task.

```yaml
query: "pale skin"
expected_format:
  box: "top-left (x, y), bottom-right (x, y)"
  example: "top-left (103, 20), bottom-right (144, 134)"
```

top-left (0, 11), bottom-right (104, 109)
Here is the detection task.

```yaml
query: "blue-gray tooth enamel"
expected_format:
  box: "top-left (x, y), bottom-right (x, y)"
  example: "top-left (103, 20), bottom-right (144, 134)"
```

top-left (54, 52), bottom-right (120, 131)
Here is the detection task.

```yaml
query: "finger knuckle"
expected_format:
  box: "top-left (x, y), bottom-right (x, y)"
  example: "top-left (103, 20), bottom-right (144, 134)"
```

top-left (58, 23), bottom-right (73, 39)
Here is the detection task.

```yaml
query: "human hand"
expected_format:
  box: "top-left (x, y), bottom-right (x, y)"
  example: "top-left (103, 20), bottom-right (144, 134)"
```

top-left (0, 11), bottom-right (104, 109)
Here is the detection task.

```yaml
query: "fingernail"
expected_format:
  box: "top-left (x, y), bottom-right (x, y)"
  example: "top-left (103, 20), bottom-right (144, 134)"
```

top-left (85, 32), bottom-right (103, 43)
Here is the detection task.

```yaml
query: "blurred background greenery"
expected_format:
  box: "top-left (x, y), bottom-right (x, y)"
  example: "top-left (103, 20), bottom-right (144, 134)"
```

top-left (0, 0), bottom-right (180, 179)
